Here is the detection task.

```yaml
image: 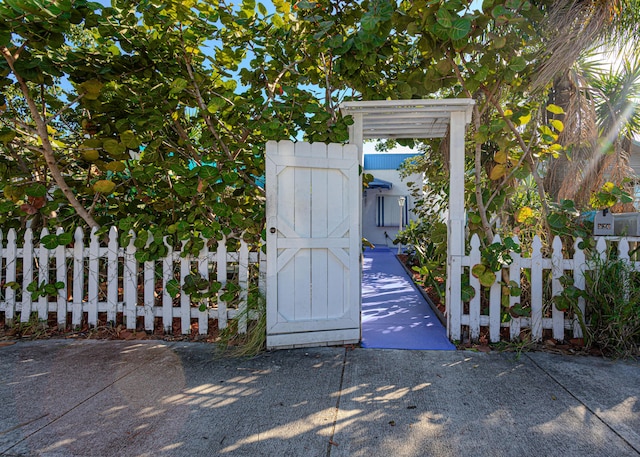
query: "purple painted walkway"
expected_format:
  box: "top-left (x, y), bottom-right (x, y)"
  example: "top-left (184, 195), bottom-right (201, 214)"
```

top-left (361, 247), bottom-right (455, 350)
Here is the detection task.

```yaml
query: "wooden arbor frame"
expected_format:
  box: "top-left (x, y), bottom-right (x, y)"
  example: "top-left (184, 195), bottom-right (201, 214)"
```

top-left (340, 99), bottom-right (475, 340)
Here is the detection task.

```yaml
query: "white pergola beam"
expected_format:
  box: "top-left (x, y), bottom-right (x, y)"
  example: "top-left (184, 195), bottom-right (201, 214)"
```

top-left (363, 128), bottom-right (449, 137)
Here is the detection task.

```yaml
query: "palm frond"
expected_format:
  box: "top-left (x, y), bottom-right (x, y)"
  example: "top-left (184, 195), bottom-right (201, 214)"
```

top-left (531, 0), bottom-right (626, 91)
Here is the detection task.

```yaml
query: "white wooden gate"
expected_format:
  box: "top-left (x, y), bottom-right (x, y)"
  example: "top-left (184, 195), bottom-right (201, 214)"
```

top-left (265, 140), bottom-right (361, 349)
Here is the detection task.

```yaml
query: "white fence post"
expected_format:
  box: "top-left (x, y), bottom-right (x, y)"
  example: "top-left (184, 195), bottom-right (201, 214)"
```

top-left (4, 230), bottom-right (17, 325)
top-left (595, 237), bottom-right (607, 261)
top-left (179, 240), bottom-right (191, 334)
top-left (259, 249), bottom-right (267, 296)
top-left (618, 238), bottom-right (631, 304)
top-left (0, 231), bottom-right (3, 317)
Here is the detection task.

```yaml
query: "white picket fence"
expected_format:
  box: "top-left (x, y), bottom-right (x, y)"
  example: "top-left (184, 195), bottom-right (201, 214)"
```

top-left (0, 227), bottom-right (264, 335)
top-left (7, 225), bottom-right (637, 344)
top-left (453, 234), bottom-right (640, 343)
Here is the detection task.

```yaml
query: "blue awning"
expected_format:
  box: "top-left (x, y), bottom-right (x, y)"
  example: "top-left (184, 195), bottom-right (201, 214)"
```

top-left (368, 178), bottom-right (393, 189)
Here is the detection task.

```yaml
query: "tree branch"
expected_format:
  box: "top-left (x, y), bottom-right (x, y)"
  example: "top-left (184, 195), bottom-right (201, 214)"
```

top-left (448, 53), bottom-right (494, 243)
top-left (481, 87), bottom-right (552, 239)
top-left (180, 47), bottom-right (264, 193)
top-left (1, 46), bottom-right (100, 229)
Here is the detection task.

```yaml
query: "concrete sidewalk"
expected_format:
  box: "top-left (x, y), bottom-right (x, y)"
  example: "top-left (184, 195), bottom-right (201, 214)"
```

top-left (0, 340), bottom-right (638, 457)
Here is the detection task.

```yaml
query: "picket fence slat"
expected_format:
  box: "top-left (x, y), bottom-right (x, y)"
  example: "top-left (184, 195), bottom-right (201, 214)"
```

top-left (0, 228), bottom-right (262, 336)
top-left (468, 235), bottom-right (481, 340)
top-left (162, 238), bottom-right (174, 333)
top-left (551, 236), bottom-right (564, 340)
top-left (217, 238), bottom-right (228, 330)
top-left (88, 228), bottom-right (100, 327)
top-left (124, 233), bottom-right (137, 328)
top-left (178, 243), bottom-right (190, 333)
top-left (37, 227), bottom-right (49, 322)
top-left (107, 227), bottom-right (119, 324)
top-left (197, 241), bottom-right (209, 335)
top-left (72, 228), bottom-right (84, 327)
top-left (21, 229), bottom-right (33, 323)
top-left (618, 239), bottom-right (631, 305)
top-left (55, 227), bottom-right (67, 329)
top-left (530, 236), bottom-right (543, 341)
top-left (458, 233), bottom-right (640, 343)
top-left (143, 232), bottom-right (156, 332)
top-left (572, 238), bottom-right (586, 338)
top-left (509, 236), bottom-right (522, 340)
top-left (596, 237), bottom-right (607, 261)
top-left (238, 239), bottom-right (249, 334)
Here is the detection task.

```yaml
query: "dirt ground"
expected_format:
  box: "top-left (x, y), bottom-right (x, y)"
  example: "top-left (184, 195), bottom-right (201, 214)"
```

top-left (0, 312), bottom-right (225, 344)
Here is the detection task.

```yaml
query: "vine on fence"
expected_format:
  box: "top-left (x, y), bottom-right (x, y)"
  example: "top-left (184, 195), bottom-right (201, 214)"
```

top-left (26, 281), bottom-right (65, 301)
top-left (471, 237), bottom-right (521, 288)
top-left (0, 227), bottom-right (262, 339)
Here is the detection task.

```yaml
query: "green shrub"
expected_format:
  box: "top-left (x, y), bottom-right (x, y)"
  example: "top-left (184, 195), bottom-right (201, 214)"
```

top-left (217, 287), bottom-right (266, 357)
top-left (583, 256), bottom-right (640, 357)
top-left (395, 218), bottom-right (448, 305)
top-left (556, 255), bottom-right (640, 358)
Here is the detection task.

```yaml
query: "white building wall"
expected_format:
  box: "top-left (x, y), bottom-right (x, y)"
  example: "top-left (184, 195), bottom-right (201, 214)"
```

top-left (362, 168), bottom-right (421, 247)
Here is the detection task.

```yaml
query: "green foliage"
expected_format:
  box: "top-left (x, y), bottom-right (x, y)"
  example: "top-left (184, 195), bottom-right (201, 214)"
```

top-left (1, 0), bottom-right (637, 349)
top-left (396, 149), bottom-right (452, 304)
top-left (39, 232), bottom-right (74, 249)
top-left (217, 287), bottom-right (267, 357)
top-left (585, 52), bottom-right (640, 143)
top-left (6, 313), bottom-right (48, 339)
top-left (0, 0), bottom-right (357, 251)
top-left (547, 199), bottom-right (592, 240)
top-left (396, 218), bottom-right (447, 305)
top-left (362, 172), bottom-right (375, 189)
top-left (387, 0), bottom-right (575, 315)
top-left (26, 280), bottom-right (65, 300)
top-left (589, 181), bottom-right (633, 210)
top-left (555, 255), bottom-right (640, 358)
top-left (472, 237), bottom-right (521, 287)
top-left (468, 238), bottom-right (525, 321)
top-left (367, 1), bottom-right (634, 334)
top-left (166, 271), bottom-right (242, 312)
